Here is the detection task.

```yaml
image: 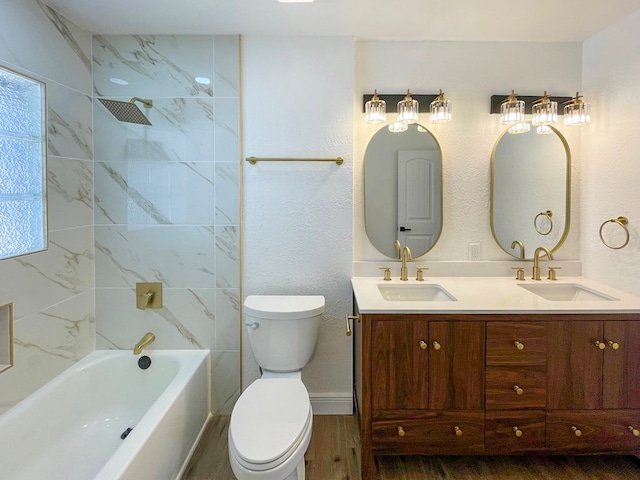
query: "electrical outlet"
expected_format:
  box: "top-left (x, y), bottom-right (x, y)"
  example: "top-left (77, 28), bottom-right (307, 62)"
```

top-left (469, 242), bottom-right (481, 261)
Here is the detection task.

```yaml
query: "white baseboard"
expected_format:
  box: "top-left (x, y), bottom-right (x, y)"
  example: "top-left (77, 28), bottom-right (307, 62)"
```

top-left (309, 393), bottom-right (354, 415)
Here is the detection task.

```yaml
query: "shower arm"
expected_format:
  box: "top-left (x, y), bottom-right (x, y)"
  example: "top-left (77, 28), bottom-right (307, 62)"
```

top-left (130, 97), bottom-right (153, 108)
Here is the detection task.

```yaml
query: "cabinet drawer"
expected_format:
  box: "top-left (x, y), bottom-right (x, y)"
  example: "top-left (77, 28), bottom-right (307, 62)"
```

top-left (487, 322), bottom-right (547, 366)
top-left (547, 410), bottom-right (640, 453)
top-left (372, 411), bottom-right (484, 455)
top-left (486, 366), bottom-right (546, 409)
top-left (485, 411), bottom-right (546, 453)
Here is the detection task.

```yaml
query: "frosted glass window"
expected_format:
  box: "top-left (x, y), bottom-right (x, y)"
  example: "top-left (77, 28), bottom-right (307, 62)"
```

top-left (0, 66), bottom-right (46, 259)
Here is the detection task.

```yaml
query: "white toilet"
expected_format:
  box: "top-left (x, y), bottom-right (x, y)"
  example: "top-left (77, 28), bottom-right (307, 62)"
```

top-left (228, 295), bottom-right (325, 480)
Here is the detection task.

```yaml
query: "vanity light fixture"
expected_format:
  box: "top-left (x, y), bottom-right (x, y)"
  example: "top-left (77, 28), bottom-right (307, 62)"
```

top-left (388, 121), bottom-right (408, 133)
top-left (429, 89), bottom-right (452, 123)
top-left (500, 90), bottom-right (525, 125)
top-left (536, 125), bottom-right (553, 135)
top-left (365, 90), bottom-right (386, 124)
top-left (531, 91), bottom-right (557, 127)
top-left (507, 122), bottom-right (531, 134)
top-left (563, 92), bottom-right (591, 126)
top-left (397, 90), bottom-right (419, 124)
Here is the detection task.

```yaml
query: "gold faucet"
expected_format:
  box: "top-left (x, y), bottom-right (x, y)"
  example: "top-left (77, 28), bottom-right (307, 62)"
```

top-left (400, 246), bottom-right (412, 281)
top-left (511, 240), bottom-right (525, 259)
top-left (532, 247), bottom-right (553, 280)
top-left (133, 332), bottom-right (155, 355)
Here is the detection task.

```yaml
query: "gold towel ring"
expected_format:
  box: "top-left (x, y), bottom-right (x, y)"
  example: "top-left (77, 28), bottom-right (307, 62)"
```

top-left (599, 216), bottom-right (630, 249)
top-left (534, 210), bottom-right (553, 235)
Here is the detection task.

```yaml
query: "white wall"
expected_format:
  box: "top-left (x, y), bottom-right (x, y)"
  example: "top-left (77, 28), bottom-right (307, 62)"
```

top-left (582, 11), bottom-right (640, 295)
top-left (242, 36), bottom-right (354, 413)
top-left (354, 41), bottom-right (584, 263)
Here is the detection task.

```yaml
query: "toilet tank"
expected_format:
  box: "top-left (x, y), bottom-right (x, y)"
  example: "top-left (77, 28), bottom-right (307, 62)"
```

top-left (243, 295), bottom-right (324, 372)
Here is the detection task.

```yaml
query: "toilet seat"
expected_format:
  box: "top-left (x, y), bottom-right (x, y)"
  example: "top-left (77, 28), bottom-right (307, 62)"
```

top-left (229, 378), bottom-right (312, 471)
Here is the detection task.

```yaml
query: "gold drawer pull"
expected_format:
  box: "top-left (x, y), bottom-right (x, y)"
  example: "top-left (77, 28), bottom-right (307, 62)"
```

top-left (419, 340), bottom-right (427, 350)
top-left (513, 341), bottom-right (525, 350)
top-left (513, 426), bottom-right (523, 438)
top-left (432, 341), bottom-right (441, 351)
top-left (454, 426), bottom-right (463, 437)
top-left (594, 340), bottom-right (606, 350)
top-left (608, 340), bottom-right (620, 350)
top-left (572, 426), bottom-right (582, 437)
top-left (628, 426), bottom-right (640, 437)
top-left (513, 385), bottom-right (524, 395)
top-left (397, 426), bottom-right (405, 437)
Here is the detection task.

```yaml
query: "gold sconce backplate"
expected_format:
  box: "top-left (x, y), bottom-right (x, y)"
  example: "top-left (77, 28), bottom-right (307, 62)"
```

top-left (136, 282), bottom-right (163, 310)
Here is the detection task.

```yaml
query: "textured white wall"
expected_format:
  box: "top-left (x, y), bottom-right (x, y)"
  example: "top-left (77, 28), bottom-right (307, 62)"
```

top-left (354, 41), bottom-right (584, 263)
top-left (242, 37), bottom-right (354, 412)
top-left (582, 11), bottom-right (640, 294)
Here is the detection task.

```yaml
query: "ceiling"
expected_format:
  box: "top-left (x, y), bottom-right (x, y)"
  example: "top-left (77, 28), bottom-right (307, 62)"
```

top-left (45, 0), bottom-right (640, 42)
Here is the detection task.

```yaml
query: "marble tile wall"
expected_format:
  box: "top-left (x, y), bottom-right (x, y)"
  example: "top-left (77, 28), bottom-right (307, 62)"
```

top-left (0, 0), bottom-right (95, 415)
top-left (92, 34), bottom-right (241, 414)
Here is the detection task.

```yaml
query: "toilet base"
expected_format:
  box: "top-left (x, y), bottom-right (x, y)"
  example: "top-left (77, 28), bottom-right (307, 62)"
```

top-left (282, 458), bottom-right (305, 480)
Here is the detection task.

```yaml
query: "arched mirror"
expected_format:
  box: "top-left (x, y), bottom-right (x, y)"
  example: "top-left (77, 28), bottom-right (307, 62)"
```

top-left (364, 124), bottom-right (443, 258)
top-left (491, 126), bottom-right (570, 260)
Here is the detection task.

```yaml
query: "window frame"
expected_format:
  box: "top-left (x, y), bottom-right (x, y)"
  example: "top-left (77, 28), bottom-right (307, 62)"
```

top-left (0, 64), bottom-right (48, 260)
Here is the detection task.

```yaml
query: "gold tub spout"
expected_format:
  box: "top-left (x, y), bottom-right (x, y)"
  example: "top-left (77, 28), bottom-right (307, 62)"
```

top-left (133, 332), bottom-right (155, 355)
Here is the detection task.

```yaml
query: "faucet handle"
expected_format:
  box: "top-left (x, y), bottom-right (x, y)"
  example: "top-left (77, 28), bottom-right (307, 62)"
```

top-left (379, 267), bottom-right (392, 281)
top-left (511, 267), bottom-right (525, 281)
top-left (416, 267), bottom-right (429, 281)
top-left (547, 266), bottom-right (561, 280)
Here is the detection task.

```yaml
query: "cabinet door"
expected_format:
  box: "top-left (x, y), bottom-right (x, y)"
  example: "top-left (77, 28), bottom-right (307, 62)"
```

top-left (548, 321), bottom-right (603, 409)
top-left (372, 319), bottom-right (428, 410)
top-left (428, 321), bottom-right (485, 410)
top-left (603, 321), bottom-right (640, 409)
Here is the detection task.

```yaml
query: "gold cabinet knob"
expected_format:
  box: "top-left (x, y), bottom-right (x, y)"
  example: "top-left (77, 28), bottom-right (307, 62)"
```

top-left (513, 426), bottom-right (523, 438)
top-left (513, 341), bottom-right (525, 350)
top-left (419, 340), bottom-right (427, 350)
top-left (594, 340), bottom-right (606, 350)
top-left (513, 385), bottom-right (524, 395)
top-left (454, 426), bottom-right (463, 437)
top-left (608, 340), bottom-right (620, 350)
top-left (397, 426), bottom-right (405, 437)
top-left (432, 341), bottom-right (441, 351)
top-left (628, 426), bottom-right (640, 437)
top-left (572, 426), bottom-right (582, 437)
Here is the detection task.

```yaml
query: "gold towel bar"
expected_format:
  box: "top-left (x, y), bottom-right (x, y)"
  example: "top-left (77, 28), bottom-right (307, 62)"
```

top-left (246, 156), bottom-right (343, 165)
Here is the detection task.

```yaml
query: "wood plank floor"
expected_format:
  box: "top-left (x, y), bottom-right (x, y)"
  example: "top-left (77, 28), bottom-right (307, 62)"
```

top-left (181, 415), bottom-right (640, 480)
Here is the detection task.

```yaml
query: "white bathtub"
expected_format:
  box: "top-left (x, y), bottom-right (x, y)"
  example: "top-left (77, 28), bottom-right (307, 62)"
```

top-left (0, 350), bottom-right (210, 480)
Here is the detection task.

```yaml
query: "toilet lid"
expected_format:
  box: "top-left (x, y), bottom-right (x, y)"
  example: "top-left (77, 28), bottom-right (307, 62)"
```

top-left (244, 295), bottom-right (325, 319)
top-left (230, 378), bottom-right (311, 466)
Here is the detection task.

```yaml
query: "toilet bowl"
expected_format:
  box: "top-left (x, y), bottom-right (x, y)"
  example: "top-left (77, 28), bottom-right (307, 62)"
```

top-left (228, 295), bottom-right (324, 480)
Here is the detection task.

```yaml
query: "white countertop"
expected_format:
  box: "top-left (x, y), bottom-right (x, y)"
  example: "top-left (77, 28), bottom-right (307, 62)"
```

top-left (352, 276), bottom-right (640, 314)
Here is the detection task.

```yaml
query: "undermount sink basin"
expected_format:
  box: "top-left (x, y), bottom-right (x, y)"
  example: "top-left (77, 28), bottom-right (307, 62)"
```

top-left (377, 283), bottom-right (457, 302)
top-left (519, 283), bottom-right (619, 302)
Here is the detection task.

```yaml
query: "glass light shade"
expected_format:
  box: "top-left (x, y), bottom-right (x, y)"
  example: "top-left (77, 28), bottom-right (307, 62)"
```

top-left (397, 90), bottom-right (419, 124)
top-left (388, 121), bottom-right (408, 133)
top-left (536, 125), bottom-right (553, 135)
top-left (417, 125), bottom-right (428, 132)
top-left (531, 93), bottom-right (557, 126)
top-left (429, 90), bottom-right (452, 123)
top-left (563, 94), bottom-right (591, 126)
top-left (365, 90), bottom-right (386, 124)
top-left (508, 122), bottom-right (530, 134)
top-left (500, 91), bottom-right (525, 125)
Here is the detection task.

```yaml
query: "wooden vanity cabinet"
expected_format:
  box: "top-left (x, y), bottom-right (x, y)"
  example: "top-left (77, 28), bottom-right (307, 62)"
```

top-left (354, 310), bottom-right (640, 479)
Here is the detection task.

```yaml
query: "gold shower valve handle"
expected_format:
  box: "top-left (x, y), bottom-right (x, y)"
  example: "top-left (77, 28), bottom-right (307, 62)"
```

top-left (513, 385), bottom-right (524, 395)
top-left (572, 426), bottom-right (582, 437)
top-left (514, 341), bottom-right (525, 350)
top-left (608, 340), bottom-right (620, 350)
top-left (397, 426), bottom-right (405, 437)
top-left (454, 426), bottom-right (463, 437)
top-left (513, 426), bottom-right (523, 438)
top-left (432, 341), bottom-right (441, 351)
top-left (419, 340), bottom-right (427, 350)
top-left (628, 426), bottom-right (640, 437)
top-left (594, 340), bottom-right (606, 350)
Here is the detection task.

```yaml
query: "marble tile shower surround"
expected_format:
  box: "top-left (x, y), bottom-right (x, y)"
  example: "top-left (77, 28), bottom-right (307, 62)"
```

top-left (0, 0), bottom-right (95, 415)
top-left (93, 34), bottom-right (241, 414)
